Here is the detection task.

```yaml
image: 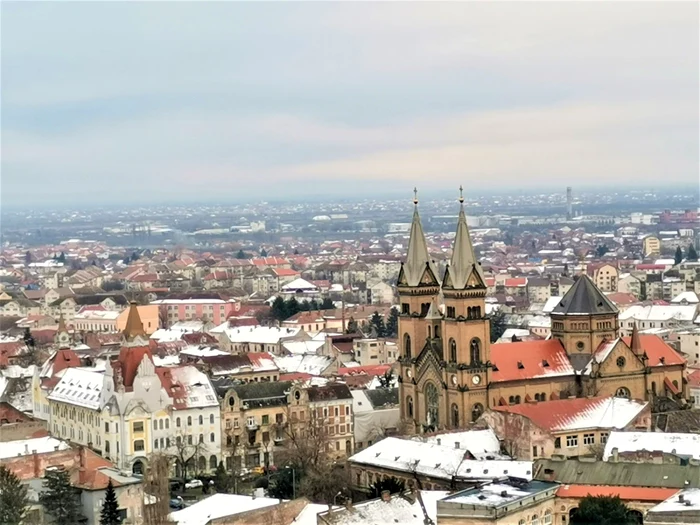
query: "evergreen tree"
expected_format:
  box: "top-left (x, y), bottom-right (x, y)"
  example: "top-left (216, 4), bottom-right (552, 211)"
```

top-left (293, 248), bottom-right (299, 255)
top-left (320, 298), bottom-right (335, 310)
top-left (674, 246), bottom-right (683, 265)
top-left (99, 479), bottom-right (122, 525)
top-left (260, 248), bottom-right (268, 257)
top-left (595, 245), bottom-right (609, 257)
top-left (346, 317), bottom-right (358, 334)
top-left (24, 251), bottom-right (32, 265)
top-left (489, 310), bottom-right (507, 343)
top-left (40, 468), bottom-right (83, 525)
top-left (369, 477), bottom-right (405, 499)
top-left (57, 251), bottom-right (67, 264)
top-left (235, 249), bottom-right (247, 259)
top-left (688, 244), bottom-right (698, 262)
top-left (369, 311), bottom-right (386, 337)
top-left (0, 465), bottom-right (29, 525)
top-left (271, 296), bottom-right (287, 321)
top-left (309, 299), bottom-right (320, 311)
top-left (213, 462), bottom-right (232, 493)
top-left (285, 297), bottom-right (301, 318)
top-left (385, 308), bottom-right (399, 338)
top-left (571, 495), bottom-right (636, 525)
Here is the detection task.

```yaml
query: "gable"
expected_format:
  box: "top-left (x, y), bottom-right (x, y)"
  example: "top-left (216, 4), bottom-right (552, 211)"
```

top-left (466, 266), bottom-right (486, 288)
top-left (419, 265), bottom-right (439, 286)
top-left (596, 340), bottom-right (645, 376)
top-left (397, 265), bottom-right (408, 287)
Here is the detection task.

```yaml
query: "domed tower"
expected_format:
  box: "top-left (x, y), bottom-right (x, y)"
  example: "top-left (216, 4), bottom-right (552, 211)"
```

top-left (397, 190), bottom-right (441, 431)
top-left (440, 187), bottom-right (490, 427)
top-left (550, 274), bottom-right (619, 365)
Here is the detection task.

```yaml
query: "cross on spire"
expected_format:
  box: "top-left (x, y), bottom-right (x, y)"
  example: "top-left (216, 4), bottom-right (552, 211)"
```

top-left (459, 185), bottom-right (464, 204)
top-left (413, 187), bottom-right (418, 206)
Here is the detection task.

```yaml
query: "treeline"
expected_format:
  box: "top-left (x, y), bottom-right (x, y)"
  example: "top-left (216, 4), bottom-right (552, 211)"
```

top-left (271, 296), bottom-right (336, 321)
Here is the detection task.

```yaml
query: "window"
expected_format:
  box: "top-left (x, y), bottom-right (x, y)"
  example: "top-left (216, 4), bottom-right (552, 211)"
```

top-left (566, 435), bottom-right (578, 448)
top-left (449, 339), bottom-right (457, 363)
top-left (154, 439), bottom-right (159, 449)
top-left (210, 414), bottom-right (214, 424)
top-left (451, 404), bottom-right (459, 428)
top-left (401, 303), bottom-right (409, 315)
top-left (615, 387), bottom-right (631, 399)
top-left (471, 403), bottom-right (484, 422)
top-left (187, 416), bottom-right (192, 426)
top-left (188, 435), bottom-right (193, 445)
top-left (133, 422), bottom-right (144, 433)
top-left (105, 422), bottom-right (109, 432)
top-left (176, 417), bottom-right (181, 428)
top-left (583, 434), bottom-right (595, 445)
top-left (166, 419), bottom-right (170, 429)
top-left (199, 415), bottom-right (203, 425)
top-left (531, 516), bottom-right (539, 525)
top-left (133, 440), bottom-right (144, 452)
top-left (600, 432), bottom-right (609, 444)
top-left (153, 420), bottom-right (157, 430)
top-left (407, 396), bottom-right (414, 418)
top-left (446, 306), bottom-right (455, 318)
top-left (210, 432), bottom-right (215, 442)
top-left (470, 338), bottom-right (481, 364)
top-left (616, 356), bottom-right (626, 367)
top-left (404, 334), bottom-right (412, 358)
top-left (533, 446), bottom-right (538, 457)
top-left (199, 434), bottom-right (204, 443)
top-left (262, 415), bottom-right (269, 425)
top-left (554, 437), bottom-right (561, 449)
top-left (543, 510), bottom-right (553, 525)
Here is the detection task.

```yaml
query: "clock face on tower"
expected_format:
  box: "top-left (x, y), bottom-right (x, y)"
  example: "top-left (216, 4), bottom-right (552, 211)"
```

top-left (472, 375), bottom-right (481, 385)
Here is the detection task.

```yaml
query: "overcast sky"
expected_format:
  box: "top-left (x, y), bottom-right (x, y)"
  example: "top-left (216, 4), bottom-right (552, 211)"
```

top-left (2, 2), bottom-right (698, 206)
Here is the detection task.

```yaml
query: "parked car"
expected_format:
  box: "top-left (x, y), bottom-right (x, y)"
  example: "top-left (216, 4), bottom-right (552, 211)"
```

top-left (251, 466), bottom-right (265, 476)
top-left (185, 479), bottom-right (203, 489)
top-left (169, 496), bottom-right (185, 510)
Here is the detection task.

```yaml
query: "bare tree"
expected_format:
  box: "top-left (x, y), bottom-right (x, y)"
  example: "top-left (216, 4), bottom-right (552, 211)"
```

top-left (143, 453), bottom-right (173, 525)
top-left (169, 430), bottom-right (210, 489)
top-left (158, 305), bottom-right (169, 330)
top-left (271, 405), bottom-right (331, 474)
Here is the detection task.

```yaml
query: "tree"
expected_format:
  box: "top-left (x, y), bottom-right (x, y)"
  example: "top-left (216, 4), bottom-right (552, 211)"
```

top-left (170, 431), bottom-right (209, 491)
top-left (267, 467), bottom-right (298, 500)
top-left (260, 248), bottom-right (268, 257)
top-left (57, 251), bottom-right (67, 264)
top-left (235, 249), bottom-right (247, 259)
top-left (293, 248), bottom-right (299, 255)
top-left (285, 297), bottom-right (301, 319)
top-left (369, 477), bottom-right (405, 499)
top-left (346, 317), bottom-right (358, 334)
top-left (595, 245), bottom-right (609, 257)
top-left (299, 462), bottom-right (350, 505)
top-left (24, 251), bottom-right (32, 265)
top-left (571, 495), bottom-right (637, 525)
top-left (674, 246), bottom-right (683, 265)
top-left (0, 465), bottom-right (29, 525)
top-left (688, 244), bottom-right (698, 262)
top-left (385, 308), bottom-right (399, 338)
top-left (489, 310), bottom-right (507, 343)
top-left (369, 311), bottom-right (385, 337)
top-left (100, 479), bottom-right (122, 525)
top-left (143, 454), bottom-right (171, 525)
top-left (213, 462), bottom-right (232, 493)
top-left (40, 467), bottom-right (83, 525)
top-left (320, 298), bottom-right (335, 310)
top-left (130, 251), bottom-right (140, 262)
top-left (271, 296), bottom-right (287, 321)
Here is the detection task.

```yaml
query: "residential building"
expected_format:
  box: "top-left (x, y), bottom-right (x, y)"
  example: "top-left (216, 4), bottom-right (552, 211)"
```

top-left (353, 338), bottom-right (398, 366)
top-left (619, 304), bottom-right (698, 336)
top-left (151, 296), bottom-right (239, 326)
top-left (351, 388), bottom-right (400, 450)
top-left (307, 382), bottom-right (354, 457)
top-left (116, 304), bottom-right (159, 335)
top-left (646, 489), bottom-right (700, 525)
top-left (478, 397), bottom-right (651, 460)
top-left (211, 324), bottom-right (307, 354)
top-left (643, 236), bottom-right (662, 257)
top-left (73, 308), bottom-right (120, 332)
top-left (689, 369), bottom-right (700, 407)
top-left (602, 431), bottom-right (700, 461)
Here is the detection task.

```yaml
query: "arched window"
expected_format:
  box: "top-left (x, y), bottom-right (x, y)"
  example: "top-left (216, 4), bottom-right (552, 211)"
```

top-left (198, 415), bottom-right (203, 425)
top-left (210, 414), bottom-right (215, 424)
top-left (543, 510), bottom-right (552, 525)
top-left (404, 334), bottom-right (412, 358)
top-left (467, 307), bottom-right (473, 319)
top-left (165, 419), bottom-right (170, 429)
top-left (449, 339), bottom-right (457, 363)
top-left (531, 515), bottom-right (539, 525)
top-left (199, 434), bottom-right (204, 443)
top-left (615, 387), bottom-right (631, 399)
top-left (451, 403), bottom-right (459, 428)
top-left (406, 396), bottom-right (414, 418)
top-left (509, 396), bottom-right (515, 405)
top-left (434, 324), bottom-right (441, 339)
top-left (470, 338), bottom-right (481, 365)
top-left (428, 325), bottom-right (432, 339)
top-left (198, 456), bottom-right (206, 472)
top-left (471, 403), bottom-right (484, 422)
top-left (176, 417), bottom-right (181, 427)
top-left (210, 432), bottom-right (215, 442)
top-left (159, 419), bottom-right (164, 430)
top-left (209, 455), bottom-right (218, 470)
top-left (425, 383), bottom-right (439, 428)
top-left (514, 395), bottom-right (521, 405)
top-left (187, 416), bottom-right (192, 426)
top-left (651, 381), bottom-right (656, 395)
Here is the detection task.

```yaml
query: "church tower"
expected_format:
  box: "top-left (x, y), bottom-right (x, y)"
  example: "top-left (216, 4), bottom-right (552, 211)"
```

top-left (397, 190), bottom-right (441, 432)
top-left (550, 274), bottom-right (619, 366)
top-left (440, 188), bottom-right (490, 426)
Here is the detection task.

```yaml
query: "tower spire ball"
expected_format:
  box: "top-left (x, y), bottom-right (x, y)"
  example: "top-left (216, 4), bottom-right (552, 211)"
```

top-left (413, 187), bottom-right (418, 206)
top-left (459, 185), bottom-right (464, 204)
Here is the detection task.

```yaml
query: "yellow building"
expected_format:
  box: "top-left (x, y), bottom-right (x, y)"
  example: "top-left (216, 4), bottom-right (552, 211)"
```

top-left (643, 236), bottom-right (662, 257)
top-left (397, 192), bottom-right (687, 434)
top-left (116, 304), bottom-right (159, 334)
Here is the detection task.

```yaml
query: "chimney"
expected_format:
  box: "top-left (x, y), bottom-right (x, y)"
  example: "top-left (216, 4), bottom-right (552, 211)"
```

top-left (79, 445), bottom-right (86, 468)
top-left (612, 448), bottom-right (619, 463)
top-left (500, 490), bottom-right (508, 498)
top-left (436, 438), bottom-right (441, 446)
top-left (455, 442), bottom-right (460, 449)
top-left (33, 451), bottom-right (41, 478)
top-left (679, 494), bottom-right (685, 503)
top-left (381, 490), bottom-right (391, 502)
top-left (24, 444), bottom-right (29, 455)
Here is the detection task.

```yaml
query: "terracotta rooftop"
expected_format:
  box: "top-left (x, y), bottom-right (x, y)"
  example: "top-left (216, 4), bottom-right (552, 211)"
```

top-left (490, 339), bottom-right (574, 383)
top-left (556, 485), bottom-right (677, 503)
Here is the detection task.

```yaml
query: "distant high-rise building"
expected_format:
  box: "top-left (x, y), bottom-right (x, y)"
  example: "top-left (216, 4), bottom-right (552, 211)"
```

top-left (566, 186), bottom-right (573, 220)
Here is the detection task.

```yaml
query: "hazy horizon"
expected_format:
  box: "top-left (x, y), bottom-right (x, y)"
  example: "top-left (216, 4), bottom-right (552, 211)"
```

top-left (2, 2), bottom-right (698, 207)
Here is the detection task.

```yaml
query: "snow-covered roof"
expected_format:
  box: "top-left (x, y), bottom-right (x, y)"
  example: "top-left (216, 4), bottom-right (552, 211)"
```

top-left (648, 488), bottom-right (700, 514)
top-left (0, 436), bottom-right (71, 459)
top-left (603, 431), bottom-right (700, 461)
top-left (168, 366), bottom-right (219, 409)
top-left (671, 291), bottom-right (699, 304)
top-left (417, 429), bottom-right (504, 461)
top-left (543, 296), bottom-right (563, 313)
top-left (152, 298), bottom-right (227, 305)
top-left (169, 493), bottom-right (281, 525)
top-left (319, 491), bottom-right (448, 525)
top-left (619, 304), bottom-right (697, 323)
top-left (280, 278), bottom-right (318, 292)
top-left (274, 354), bottom-right (333, 376)
top-left (281, 340), bottom-right (325, 355)
top-left (73, 310), bottom-right (120, 320)
top-left (47, 367), bottom-right (104, 410)
top-left (211, 324), bottom-right (303, 344)
top-left (180, 346), bottom-right (229, 358)
top-left (349, 437), bottom-right (532, 482)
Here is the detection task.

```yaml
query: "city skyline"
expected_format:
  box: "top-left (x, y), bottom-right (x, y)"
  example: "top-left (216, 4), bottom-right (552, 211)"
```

top-left (2, 2), bottom-right (698, 206)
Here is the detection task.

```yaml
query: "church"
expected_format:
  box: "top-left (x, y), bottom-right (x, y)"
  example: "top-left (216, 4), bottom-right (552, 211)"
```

top-left (397, 191), bottom-right (687, 434)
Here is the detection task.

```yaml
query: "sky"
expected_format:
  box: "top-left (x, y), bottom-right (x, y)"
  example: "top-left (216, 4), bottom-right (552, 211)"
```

top-left (1, 2), bottom-right (698, 206)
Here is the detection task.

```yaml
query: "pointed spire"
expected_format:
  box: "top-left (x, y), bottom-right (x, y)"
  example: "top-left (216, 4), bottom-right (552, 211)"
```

top-left (552, 274), bottom-right (618, 315)
top-left (449, 187), bottom-right (484, 289)
top-left (630, 322), bottom-right (642, 355)
top-left (57, 314), bottom-right (68, 334)
top-left (402, 189), bottom-right (438, 287)
top-left (123, 302), bottom-right (145, 341)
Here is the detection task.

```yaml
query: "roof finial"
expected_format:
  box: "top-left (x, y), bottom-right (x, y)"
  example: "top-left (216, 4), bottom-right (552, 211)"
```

top-left (413, 187), bottom-right (418, 206)
top-left (458, 185), bottom-right (464, 204)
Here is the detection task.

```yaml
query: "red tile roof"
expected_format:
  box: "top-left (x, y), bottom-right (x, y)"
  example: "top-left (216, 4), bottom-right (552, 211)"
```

top-left (251, 257), bottom-right (289, 266)
top-left (556, 485), bottom-right (677, 502)
top-left (117, 345), bottom-right (153, 388)
top-left (490, 339), bottom-right (574, 383)
top-left (606, 292), bottom-right (639, 305)
top-left (621, 334), bottom-right (685, 367)
top-left (279, 372), bottom-right (314, 381)
top-left (505, 277), bottom-right (527, 287)
top-left (688, 368), bottom-right (700, 387)
top-left (337, 364), bottom-right (391, 377)
top-left (273, 268), bottom-right (300, 277)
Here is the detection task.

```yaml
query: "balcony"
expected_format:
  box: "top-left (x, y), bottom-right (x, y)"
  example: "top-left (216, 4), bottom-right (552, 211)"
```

top-left (246, 420), bottom-right (259, 430)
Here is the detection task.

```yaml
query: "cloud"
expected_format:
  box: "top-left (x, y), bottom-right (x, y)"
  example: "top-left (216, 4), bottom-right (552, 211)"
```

top-left (1, 2), bottom-right (697, 205)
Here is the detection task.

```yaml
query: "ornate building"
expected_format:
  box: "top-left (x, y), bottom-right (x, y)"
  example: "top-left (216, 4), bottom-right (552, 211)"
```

top-left (397, 191), bottom-right (687, 434)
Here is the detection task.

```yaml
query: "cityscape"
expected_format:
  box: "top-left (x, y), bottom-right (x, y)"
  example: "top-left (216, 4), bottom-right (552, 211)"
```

top-left (1, 3), bottom-right (699, 525)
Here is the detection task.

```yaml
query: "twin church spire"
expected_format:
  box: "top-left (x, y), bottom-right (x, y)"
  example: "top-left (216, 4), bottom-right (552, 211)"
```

top-left (399, 187), bottom-right (484, 291)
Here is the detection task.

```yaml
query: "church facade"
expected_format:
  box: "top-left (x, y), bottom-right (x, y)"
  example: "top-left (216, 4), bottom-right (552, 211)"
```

top-left (397, 193), bottom-right (687, 434)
